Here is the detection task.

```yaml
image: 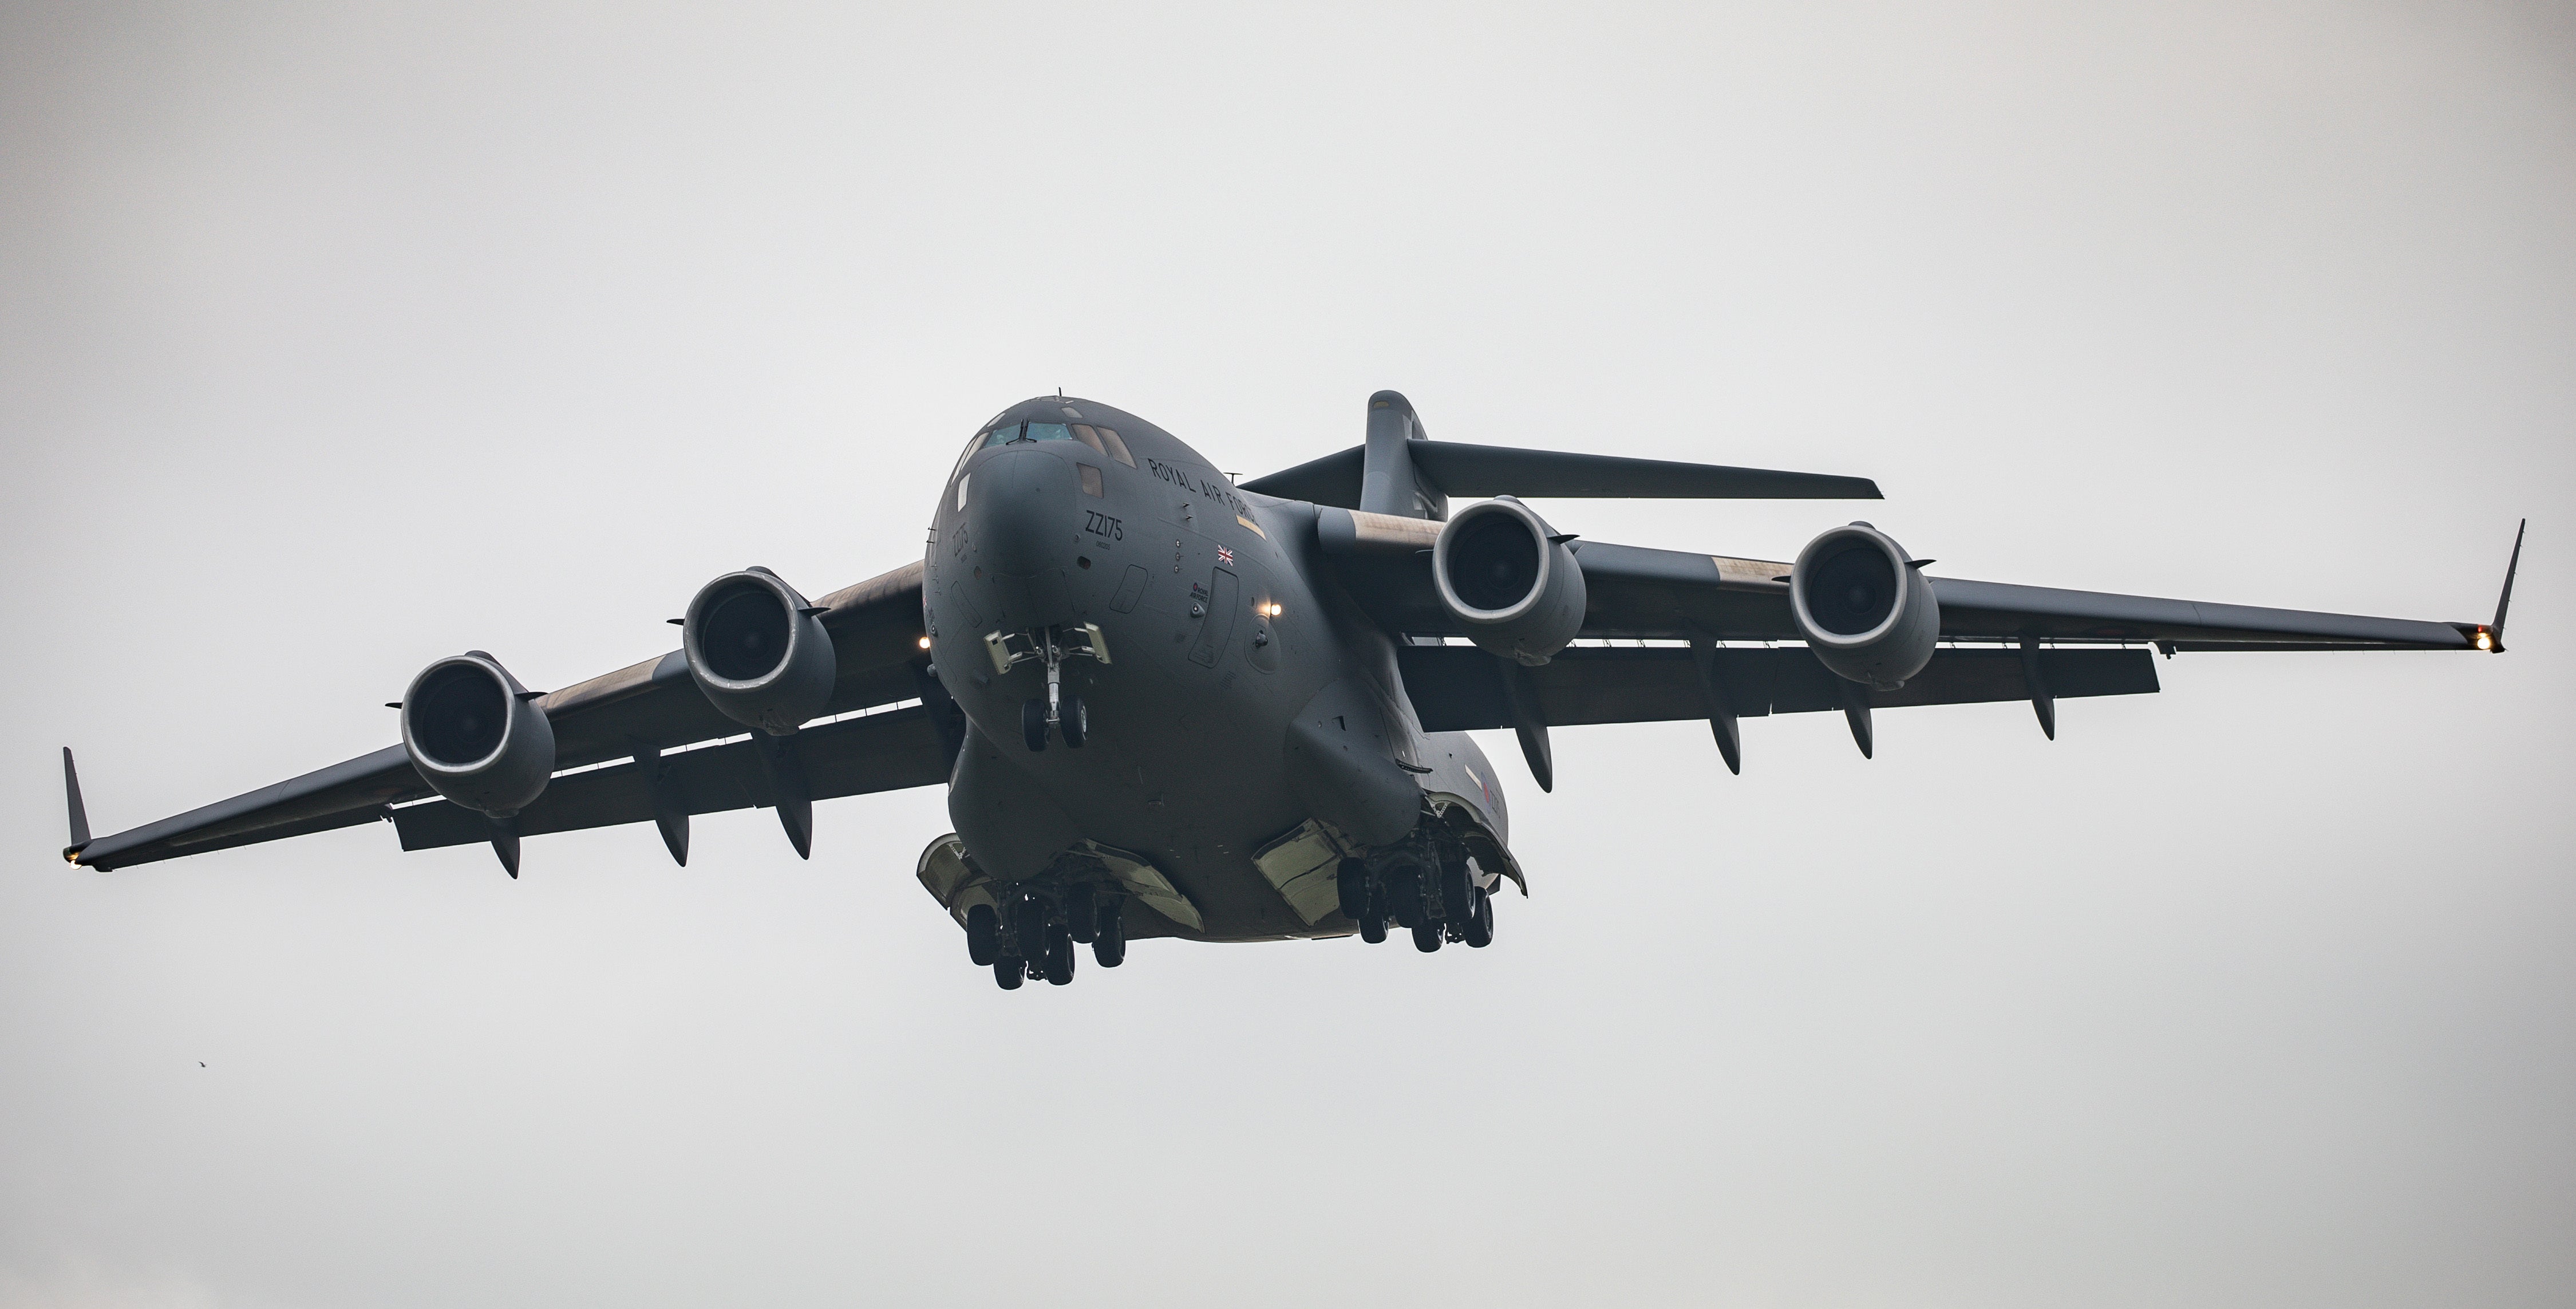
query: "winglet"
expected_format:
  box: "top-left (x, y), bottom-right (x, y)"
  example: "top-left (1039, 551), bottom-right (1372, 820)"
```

top-left (2488, 519), bottom-right (2525, 652)
top-left (62, 747), bottom-right (91, 864)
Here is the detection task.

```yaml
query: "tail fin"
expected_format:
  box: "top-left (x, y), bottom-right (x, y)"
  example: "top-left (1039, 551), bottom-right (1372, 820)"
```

top-left (62, 747), bottom-right (90, 862)
top-left (1361, 391), bottom-right (1445, 520)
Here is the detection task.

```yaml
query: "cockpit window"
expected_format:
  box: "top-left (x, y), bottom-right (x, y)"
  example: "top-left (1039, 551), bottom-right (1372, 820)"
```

top-left (1077, 423), bottom-right (1136, 467)
top-left (954, 417), bottom-right (1136, 479)
top-left (983, 421), bottom-right (1080, 448)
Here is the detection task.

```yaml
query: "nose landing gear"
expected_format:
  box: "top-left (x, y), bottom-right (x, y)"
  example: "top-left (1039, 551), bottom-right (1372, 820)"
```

top-left (986, 624), bottom-right (1110, 752)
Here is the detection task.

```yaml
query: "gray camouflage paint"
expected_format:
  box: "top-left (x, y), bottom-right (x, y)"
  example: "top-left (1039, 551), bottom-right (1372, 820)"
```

top-left (927, 395), bottom-right (1507, 943)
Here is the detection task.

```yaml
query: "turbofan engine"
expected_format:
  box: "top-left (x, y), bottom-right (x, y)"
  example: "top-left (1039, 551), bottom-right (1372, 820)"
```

top-left (683, 566), bottom-right (836, 735)
top-left (1789, 522), bottom-right (1939, 689)
top-left (399, 652), bottom-right (556, 814)
top-left (1432, 496), bottom-right (1587, 666)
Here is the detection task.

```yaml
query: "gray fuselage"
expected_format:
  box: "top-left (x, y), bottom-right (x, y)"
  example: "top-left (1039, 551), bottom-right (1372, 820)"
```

top-left (923, 397), bottom-right (1507, 942)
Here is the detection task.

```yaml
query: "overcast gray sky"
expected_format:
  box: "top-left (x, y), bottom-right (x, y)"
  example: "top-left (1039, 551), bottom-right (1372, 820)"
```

top-left (3, 3), bottom-right (2572, 1307)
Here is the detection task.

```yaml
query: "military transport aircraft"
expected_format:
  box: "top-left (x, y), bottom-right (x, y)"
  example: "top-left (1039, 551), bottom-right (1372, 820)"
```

top-left (59, 393), bottom-right (2522, 990)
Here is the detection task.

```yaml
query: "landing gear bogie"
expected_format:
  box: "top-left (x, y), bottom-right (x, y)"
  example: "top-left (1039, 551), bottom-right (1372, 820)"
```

top-left (976, 884), bottom-right (1128, 988)
top-left (1341, 841), bottom-right (1499, 957)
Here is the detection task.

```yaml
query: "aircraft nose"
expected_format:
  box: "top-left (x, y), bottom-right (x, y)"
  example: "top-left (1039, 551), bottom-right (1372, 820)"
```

top-left (965, 446), bottom-right (1077, 577)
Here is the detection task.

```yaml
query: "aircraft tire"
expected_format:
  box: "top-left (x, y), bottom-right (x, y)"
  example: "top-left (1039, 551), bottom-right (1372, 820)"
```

top-left (1043, 925), bottom-right (1076, 985)
top-left (1335, 858), bottom-right (1369, 921)
top-left (994, 957), bottom-right (1025, 990)
top-left (1093, 902), bottom-right (1126, 966)
top-left (1064, 885), bottom-right (1096, 944)
top-left (1060, 696), bottom-right (1087, 748)
top-left (1463, 889), bottom-right (1494, 948)
top-left (1439, 857), bottom-right (1472, 922)
top-left (1014, 895), bottom-right (1049, 959)
top-left (966, 903), bottom-right (1000, 965)
top-left (1021, 700), bottom-right (1049, 752)
top-left (1359, 887), bottom-right (1389, 943)
top-left (1411, 921), bottom-right (1443, 953)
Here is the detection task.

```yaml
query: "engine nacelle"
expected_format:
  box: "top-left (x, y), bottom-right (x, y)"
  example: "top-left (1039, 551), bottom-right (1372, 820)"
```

top-left (400, 652), bottom-right (556, 815)
top-left (683, 567), bottom-right (836, 735)
top-left (1790, 522), bottom-right (1939, 689)
top-left (1432, 496), bottom-right (1587, 666)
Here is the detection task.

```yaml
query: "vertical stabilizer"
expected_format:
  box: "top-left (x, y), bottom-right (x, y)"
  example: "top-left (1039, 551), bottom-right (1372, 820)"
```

top-left (1358, 391), bottom-right (1448, 521)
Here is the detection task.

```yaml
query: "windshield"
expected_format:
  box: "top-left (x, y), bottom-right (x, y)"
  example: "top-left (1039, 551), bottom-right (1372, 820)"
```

top-left (983, 421), bottom-right (1079, 448)
top-left (954, 417), bottom-right (1135, 480)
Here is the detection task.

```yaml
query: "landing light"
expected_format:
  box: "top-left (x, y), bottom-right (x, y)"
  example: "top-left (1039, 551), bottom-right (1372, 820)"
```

top-left (918, 636), bottom-right (933, 649)
top-left (2476, 630), bottom-right (2492, 650)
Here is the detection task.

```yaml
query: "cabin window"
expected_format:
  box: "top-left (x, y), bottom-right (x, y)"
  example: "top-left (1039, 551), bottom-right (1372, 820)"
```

top-left (1078, 464), bottom-right (1104, 497)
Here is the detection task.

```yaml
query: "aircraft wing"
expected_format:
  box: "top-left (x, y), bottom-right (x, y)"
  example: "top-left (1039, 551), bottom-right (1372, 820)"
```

top-left (1315, 507), bottom-right (2516, 780)
top-left (66, 562), bottom-right (953, 872)
top-left (1322, 518), bottom-right (2499, 653)
top-left (1568, 540), bottom-right (2490, 650)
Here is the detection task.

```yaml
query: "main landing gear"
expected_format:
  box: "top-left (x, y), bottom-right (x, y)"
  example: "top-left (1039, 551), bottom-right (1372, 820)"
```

top-left (985, 624), bottom-right (1109, 752)
top-left (966, 885), bottom-right (1125, 990)
top-left (1337, 846), bottom-right (1496, 956)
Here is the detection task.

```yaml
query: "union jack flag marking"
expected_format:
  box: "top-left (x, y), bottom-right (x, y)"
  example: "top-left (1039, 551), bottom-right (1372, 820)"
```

top-left (1216, 546), bottom-right (1234, 565)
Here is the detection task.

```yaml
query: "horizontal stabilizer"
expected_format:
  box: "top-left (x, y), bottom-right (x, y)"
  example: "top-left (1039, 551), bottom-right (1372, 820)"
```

top-left (1240, 441), bottom-right (1878, 506)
